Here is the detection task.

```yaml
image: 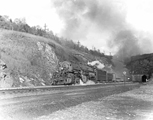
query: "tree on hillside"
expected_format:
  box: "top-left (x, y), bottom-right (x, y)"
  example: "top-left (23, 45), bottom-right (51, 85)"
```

top-left (0, 15), bottom-right (13, 30)
top-left (0, 15), bottom-right (112, 62)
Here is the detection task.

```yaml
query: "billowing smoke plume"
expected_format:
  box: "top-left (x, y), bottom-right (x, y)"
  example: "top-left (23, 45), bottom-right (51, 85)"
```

top-left (112, 29), bottom-right (153, 61)
top-left (52, 0), bottom-right (126, 39)
top-left (112, 30), bottom-right (141, 59)
top-left (52, 0), bottom-right (152, 59)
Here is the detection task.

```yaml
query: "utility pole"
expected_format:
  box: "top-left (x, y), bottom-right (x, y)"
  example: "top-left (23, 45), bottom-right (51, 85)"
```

top-left (44, 24), bottom-right (47, 31)
top-left (123, 71), bottom-right (126, 86)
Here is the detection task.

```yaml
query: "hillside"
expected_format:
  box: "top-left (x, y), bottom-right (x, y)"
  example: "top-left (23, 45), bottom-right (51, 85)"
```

top-left (0, 29), bottom-right (112, 88)
top-left (125, 53), bottom-right (153, 77)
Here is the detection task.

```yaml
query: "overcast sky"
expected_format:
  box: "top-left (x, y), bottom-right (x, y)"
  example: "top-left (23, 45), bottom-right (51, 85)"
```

top-left (0, 0), bottom-right (153, 55)
top-left (0, 0), bottom-right (64, 33)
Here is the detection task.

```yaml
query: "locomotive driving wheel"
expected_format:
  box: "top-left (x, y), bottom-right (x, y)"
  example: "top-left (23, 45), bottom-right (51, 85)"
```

top-left (81, 75), bottom-right (88, 83)
top-left (75, 77), bottom-right (80, 84)
top-left (65, 73), bottom-right (74, 85)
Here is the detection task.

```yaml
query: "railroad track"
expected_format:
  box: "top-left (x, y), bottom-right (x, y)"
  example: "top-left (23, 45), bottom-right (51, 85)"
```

top-left (0, 82), bottom-right (139, 99)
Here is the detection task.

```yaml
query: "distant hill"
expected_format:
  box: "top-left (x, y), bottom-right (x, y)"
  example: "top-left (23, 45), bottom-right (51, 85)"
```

top-left (125, 53), bottom-right (153, 77)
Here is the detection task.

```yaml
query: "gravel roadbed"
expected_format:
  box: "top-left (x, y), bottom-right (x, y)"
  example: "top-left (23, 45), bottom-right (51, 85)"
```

top-left (35, 82), bottom-right (153, 120)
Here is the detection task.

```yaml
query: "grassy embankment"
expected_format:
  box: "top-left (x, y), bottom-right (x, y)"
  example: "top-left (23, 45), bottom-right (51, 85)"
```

top-left (0, 29), bottom-right (112, 87)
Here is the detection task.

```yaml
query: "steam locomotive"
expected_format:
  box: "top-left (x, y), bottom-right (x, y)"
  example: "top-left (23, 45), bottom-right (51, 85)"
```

top-left (51, 61), bottom-right (114, 85)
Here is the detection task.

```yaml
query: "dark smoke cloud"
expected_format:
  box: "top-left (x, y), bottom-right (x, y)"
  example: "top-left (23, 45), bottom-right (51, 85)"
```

top-left (112, 30), bottom-right (142, 59)
top-left (52, 0), bottom-right (152, 59)
top-left (52, 0), bottom-right (126, 40)
top-left (52, 0), bottom-right (153, 78)
top-left (84, 0), bottom-right (126, 30)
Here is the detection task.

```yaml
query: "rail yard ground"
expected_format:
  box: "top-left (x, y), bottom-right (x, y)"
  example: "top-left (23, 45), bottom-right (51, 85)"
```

top-left (34, 81), bottom-right (153, 120)
top-left (0, 82), bottom-right (146, 120)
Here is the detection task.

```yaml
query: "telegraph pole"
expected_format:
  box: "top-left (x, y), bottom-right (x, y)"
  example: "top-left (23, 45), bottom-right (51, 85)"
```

top-left (123, 71), bottom-right (126, 86)
top-left (44, 24), bottom-right (47, 31)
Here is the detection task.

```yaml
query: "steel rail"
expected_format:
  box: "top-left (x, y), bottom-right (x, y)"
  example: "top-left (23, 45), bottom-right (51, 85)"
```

top-left (0, 82), bottom-right (136, 95)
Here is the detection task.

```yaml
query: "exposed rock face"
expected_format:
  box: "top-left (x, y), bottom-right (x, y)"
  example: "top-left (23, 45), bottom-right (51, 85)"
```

top-left (30, 42), bottom-right (59, 84)
top-left (0, 31), bottom-right (60, 88)
top-left (0, 40), bottom-right (59, 88)
top-left (37, 42), bottom-right (59, 72)
top-left (0, 60), bottom-right (13, 88)
top-left (17, 42), bottom-right (59, 87)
